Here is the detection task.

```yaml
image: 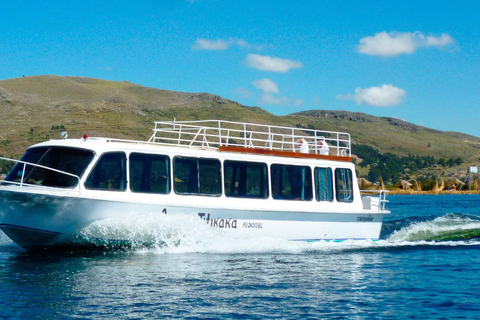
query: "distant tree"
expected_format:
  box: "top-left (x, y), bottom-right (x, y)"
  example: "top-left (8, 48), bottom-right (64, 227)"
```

top-left (367, 166), bottom-right (382, 182)
top-left (353, 143), bottom-right (464, 182)
top-left (454, 157), bottom-right (463, 166)
top-left (447, 158), bottom-right (455, 167)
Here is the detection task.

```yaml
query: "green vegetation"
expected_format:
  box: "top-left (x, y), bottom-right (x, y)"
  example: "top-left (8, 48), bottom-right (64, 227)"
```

top-left (51, 125), bottom-right (66, 130)
top-left (353, 144), bottom-right (464, 183)
top-left (0, 155), bottom-right (15, 175)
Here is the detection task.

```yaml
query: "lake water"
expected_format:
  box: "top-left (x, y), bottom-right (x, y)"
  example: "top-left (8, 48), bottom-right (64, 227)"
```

top-left (1, 194), bottom-right (480, 319)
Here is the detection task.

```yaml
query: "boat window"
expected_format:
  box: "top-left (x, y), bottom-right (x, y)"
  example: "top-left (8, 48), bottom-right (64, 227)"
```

top-left (173, 157), bottom-right (221, 196)
top-left (315, 167), bottom-right (334, 202)
top-left (129, 153), bottom-right (170, 194)
top-left (271, 164), bottom-right (312, 201)
top-left (3, 146), bottom-right (94, 188)
top-left (85, 152), bottom-right (127, 191)
top-left (335, 168), bottom-right (354, 203)
top-left (224, 160), bottom-right (268, 199)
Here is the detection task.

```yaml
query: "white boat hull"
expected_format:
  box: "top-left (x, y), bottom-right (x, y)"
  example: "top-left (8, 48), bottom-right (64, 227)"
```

top-left (0, 188), bottom-right (386, 249)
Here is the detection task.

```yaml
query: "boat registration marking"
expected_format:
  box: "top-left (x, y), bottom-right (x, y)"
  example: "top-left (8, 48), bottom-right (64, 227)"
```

top-left (357, 215), bottom-right (374, 222)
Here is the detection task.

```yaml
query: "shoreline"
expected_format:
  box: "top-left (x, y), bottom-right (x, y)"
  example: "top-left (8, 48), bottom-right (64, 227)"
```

top-left (378, 190), bottom-right (480, 195)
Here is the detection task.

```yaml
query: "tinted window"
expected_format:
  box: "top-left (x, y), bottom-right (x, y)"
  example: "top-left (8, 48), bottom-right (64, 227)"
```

top-left (224, 160), bottom-right (268, 199)
top-left (335, 168), bottom-right (354, 203)
top-left (4, 147), bottom-right (94, 188)
top-left (315, 167), bottom-right (334, 202)
top-left (271, 164), bottom-right (312, 201)
top-left (130, 153), bottom-right (170, 194)
top-left (174, 157), bottom-right (221, 196)
top-left (85, 152), bottom-right (127, 191)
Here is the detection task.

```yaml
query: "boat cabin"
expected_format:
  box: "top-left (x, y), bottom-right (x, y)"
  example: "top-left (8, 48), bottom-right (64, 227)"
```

top-left (2, 120), bottom-right (364, 206)
top-left (0, 120), bottom-right (389, 248)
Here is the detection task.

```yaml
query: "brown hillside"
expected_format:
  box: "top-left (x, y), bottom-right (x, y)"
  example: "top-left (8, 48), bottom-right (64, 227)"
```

top-left (1, 76), bottom-right (480, 172)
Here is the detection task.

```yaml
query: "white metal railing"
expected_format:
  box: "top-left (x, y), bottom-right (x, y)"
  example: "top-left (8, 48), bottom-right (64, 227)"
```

top-left (147, 120), bottom-right (351, 157)
top-left (0, 157), bottom-right (82, 194)
top-left (360, 189), bottom-right (389, 211)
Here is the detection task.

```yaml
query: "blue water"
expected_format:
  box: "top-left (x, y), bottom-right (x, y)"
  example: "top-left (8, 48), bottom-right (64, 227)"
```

top-left (1, 194), bottom-right (480, 319)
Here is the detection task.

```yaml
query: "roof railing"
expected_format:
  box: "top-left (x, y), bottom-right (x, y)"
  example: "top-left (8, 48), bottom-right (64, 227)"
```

top-left (148, 120), bottom-right (351, 157)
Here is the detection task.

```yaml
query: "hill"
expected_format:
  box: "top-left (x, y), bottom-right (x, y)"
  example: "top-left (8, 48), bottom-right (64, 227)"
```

top-left (291, 110), bottom-right (480, 160)
top-left (1, 75), bottom-right (480, 179)
top-left (0, 75), bottom-right (280, 156)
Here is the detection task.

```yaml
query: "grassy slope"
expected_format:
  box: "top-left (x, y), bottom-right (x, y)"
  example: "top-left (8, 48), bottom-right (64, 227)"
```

top-left (290, 110), bottom-right (480, 160)
top-left (1, 76), bottom-right (479, 174)
top-left (0, 75), bottom-right (278, 156)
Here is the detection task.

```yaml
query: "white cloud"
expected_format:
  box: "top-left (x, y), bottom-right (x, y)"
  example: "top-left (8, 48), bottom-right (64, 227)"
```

top-left (192, 38), bottom-right (229, 50)
top-left (236, 39), bottom-right (250, 48)
top-left (192, 38), bottom-right (252, 51)
top-left (252, 78), bottom-right (279, 94)
top-left (294, 98), bottom-right (304, 107)
top-left (251, 78), bottom-right (288, 106)
top-left (235, 87), bottom-right (253, 99)
top-left (337, 84), bottom-right (406, 107)
top-left (246, 54), bottom-right (303, 72)
top-left (250, 78), bottom-right (301, 107)
top-left (358, 31), bottom-right (454, 57)
top-left (259, 93), bottom-right (284, 105)
top-left (425, 33), bottom-right (454, 47)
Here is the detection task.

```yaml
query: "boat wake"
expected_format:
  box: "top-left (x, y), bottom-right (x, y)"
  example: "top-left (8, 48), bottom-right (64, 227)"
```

top-left (74, 212), bottom-right (480, 253)
top-left (383, 213), bottom-right (480, 242)
top-left (2, 213), bottom-right (480, 253)
top-left (0, 230), bottom-right (13, 246)
top-left (76, 213), bottom-right (226, 251)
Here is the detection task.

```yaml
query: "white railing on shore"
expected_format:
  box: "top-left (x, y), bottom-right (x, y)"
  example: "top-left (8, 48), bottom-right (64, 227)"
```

top-left (0, 157), bottom-right (82, 194)
top-left (148, 120), bottom-right (351, 157)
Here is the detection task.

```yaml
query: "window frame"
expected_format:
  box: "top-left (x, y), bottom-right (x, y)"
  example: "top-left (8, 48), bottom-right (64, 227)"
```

top-left (173, 156), bottom-right (222, 197)
top-left (224, 160), bottom-right (269, 199)
top-left (129, 152), bottom-right (171, 194)
top-left (84, 151), bottom-right (127, 192)
top-left (270, 163), bottom-right (313, 201)
top-left (335, 167), bottom-right (354, 203)
top-left (314, 167), bottom-right (334, 202)
top-left (4, 146), bottom-right (95, 188)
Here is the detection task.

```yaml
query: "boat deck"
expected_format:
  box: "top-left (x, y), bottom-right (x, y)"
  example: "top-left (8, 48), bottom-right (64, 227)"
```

top-left (147, 120), bottom-right (351, 157)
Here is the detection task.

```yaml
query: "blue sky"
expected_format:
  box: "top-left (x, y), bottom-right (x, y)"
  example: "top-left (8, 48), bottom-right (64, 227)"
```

top-left (1, 1), bottom-right (480, 137)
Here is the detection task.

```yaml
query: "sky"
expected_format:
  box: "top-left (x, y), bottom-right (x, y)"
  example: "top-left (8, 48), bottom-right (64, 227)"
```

top-left (1, 0), bottom-right (480, 137)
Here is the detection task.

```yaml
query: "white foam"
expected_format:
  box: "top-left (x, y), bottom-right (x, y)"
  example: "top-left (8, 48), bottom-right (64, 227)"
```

top-left (79, 212), bottom-right (379, 253)
top-left (387, 214), bottom-right (480, 242)
top-left (79, 212), bottom-right (480, 254)
top-left (0, 230), bottom-right (14, 246)
top-left (3, 213), bottom-right (480, 253)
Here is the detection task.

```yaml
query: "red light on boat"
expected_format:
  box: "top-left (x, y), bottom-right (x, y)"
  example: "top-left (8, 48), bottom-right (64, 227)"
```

top-left (83, 134), bottom-right (88, 140)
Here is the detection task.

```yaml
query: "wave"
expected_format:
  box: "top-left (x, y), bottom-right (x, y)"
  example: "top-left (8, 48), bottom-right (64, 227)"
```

top-left (385, 213), bottom-right (480, 242)
top-left (3, 213), bottom-right (480, 254)
top-left (75, 212), bottom-right (480, 254)
top-left (76, 213), bottom-right (227, 252)
top-left (0, 229), bottom-right (12, 246)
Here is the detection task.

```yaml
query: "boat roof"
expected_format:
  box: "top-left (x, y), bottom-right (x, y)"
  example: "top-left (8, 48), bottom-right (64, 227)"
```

top-left (29, 120), bottom-right (352, 161)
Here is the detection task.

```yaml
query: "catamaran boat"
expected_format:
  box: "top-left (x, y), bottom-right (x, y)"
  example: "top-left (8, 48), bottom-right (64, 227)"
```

top-left (0, 120), bottom-right (389, 249)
